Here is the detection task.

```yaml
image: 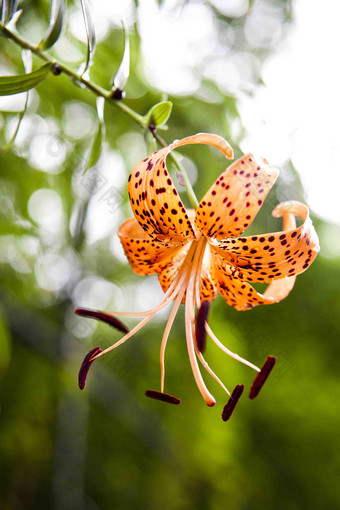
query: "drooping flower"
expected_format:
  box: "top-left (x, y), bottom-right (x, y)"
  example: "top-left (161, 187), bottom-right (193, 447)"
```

top-left (75, 133), bottom-right (319, 421)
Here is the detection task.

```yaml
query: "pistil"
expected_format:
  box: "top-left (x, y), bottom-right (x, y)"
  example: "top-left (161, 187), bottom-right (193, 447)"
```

top-left (185, 237), bottom-right (216, 406)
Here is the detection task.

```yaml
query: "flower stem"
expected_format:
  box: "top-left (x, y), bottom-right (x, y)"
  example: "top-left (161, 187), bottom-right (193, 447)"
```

top-left (0, 24), bottom-right (200, 208)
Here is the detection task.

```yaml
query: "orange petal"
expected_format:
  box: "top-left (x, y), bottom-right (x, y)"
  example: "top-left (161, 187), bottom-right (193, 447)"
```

top-left (199, 269), bottom-right (218, 302)
top-left (127, 133), bottom-right (233, 246)
top-left (170, 132), bottom-right (233, 159)
top-left (158, 245), bottom-right (190, 300)
top-left (211, 259), bottom-right (276, 311)
top-left (195, 153), bottom-right (279, 239)
top-left (212, 256), bottom-right (299, 311)
top-left (118, 216), bottom-right (183, 275)
top-left (211, 201), bottom-right (319, 284)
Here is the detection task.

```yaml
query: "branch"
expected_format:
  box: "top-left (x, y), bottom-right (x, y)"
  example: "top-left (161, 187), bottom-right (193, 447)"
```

top-left (0, 24), bottom-right (199, 208)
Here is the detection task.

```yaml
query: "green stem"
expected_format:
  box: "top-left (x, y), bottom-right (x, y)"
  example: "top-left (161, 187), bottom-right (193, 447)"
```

top-left (0, 25), bottom-right (145, 124)
top-left (154, 133), bottom-right (199, 209)
top-left (0, 25), bottom-right (199, 208)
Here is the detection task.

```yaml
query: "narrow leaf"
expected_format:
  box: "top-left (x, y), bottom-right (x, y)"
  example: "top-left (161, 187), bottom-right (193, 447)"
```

top-left (1, 0), bottom-right (19, 25)
top-left (38, 0), bottom-right (66, 50)
top-left (85, 97), bottom-right (105, 171)
top-left (0, 62), bottom-right (53, 95)
top-left (5, 8), bottom-right (22, 30)
top-left (112, 24), bottom-right (130, 92)
top-left (5, 50), bottom-right (32, 150)
top-left (144, 101), bottom-right (173, 128)
top-left (79, 0), bottom-right (96, 77)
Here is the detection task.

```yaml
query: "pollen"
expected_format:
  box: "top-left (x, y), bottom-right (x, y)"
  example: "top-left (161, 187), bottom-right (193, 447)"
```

top-left (222, 385), bottom-right (244, 421)
top-left (249, 356), bottom-right (277, 399)
top-left (195, 300), bottom-right (210, 353)
top-left (145, 390), bottom-right (181, 405)
top-left (78, 346), bottom-right (102, 390)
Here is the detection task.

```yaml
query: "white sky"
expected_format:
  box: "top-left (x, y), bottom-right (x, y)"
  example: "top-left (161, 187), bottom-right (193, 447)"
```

top-left (136, 0), bottom-right (340, 224)
top-left (239, 0), bottom-right (340, 225)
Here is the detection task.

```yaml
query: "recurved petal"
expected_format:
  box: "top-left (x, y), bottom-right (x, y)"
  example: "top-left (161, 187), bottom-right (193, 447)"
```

top-left (118, 216), bottom-right (183, 275)
top-left (211, 258), bottom-right (276, 311)
top-left (127, 133), bottom-right (233, 246)
top-left (211, 201), bottom-right (319, 284)
top-left (195, 154), bottom-right (279, 239)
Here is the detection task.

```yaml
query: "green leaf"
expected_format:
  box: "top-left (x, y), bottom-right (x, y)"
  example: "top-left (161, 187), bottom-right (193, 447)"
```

top-left (1, 0), bottom-right (19, 25)
top-left (38, 0), bottom-right (66, 50)
top-left (79, 0), bottom-right (96, 77)
top-left (85, 97), bottom-right (105, 171)
top-left (144, 101), bottom-right (173, 128)
top-left (0, 62), bottom-right (53, 95)
top-left (112, 24), bottom-right (130, 92)
top-left (0, 218), bottom-right (35, 236)
top-left (5, 50), bottom-right (32, 150)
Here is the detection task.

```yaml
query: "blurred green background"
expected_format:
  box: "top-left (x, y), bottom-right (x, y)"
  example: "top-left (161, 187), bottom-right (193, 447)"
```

top-left (1, 1), bottom-right (340, 509)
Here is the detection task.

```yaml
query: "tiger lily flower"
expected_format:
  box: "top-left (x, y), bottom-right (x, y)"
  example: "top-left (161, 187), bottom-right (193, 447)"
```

top-left (76, 133), bottom-right (319, 421)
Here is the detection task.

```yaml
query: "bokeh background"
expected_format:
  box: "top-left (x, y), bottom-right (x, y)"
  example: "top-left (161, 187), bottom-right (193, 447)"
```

top-left (1, 0), bottom-right (340, 509)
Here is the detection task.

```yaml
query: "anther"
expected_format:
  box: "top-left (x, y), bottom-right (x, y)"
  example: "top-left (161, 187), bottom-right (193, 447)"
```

top-left (222, 384), bottom-right (244, 421)
top-left (75, 308), bottom-right (129, 334)
top-left (145, 390), bottom-right (181, 405)
top-left (195, 300), bottom-right (210, 353)
top-left (249, 355), bottom-right (277, 399)
top-left (78, 346), bottom-right (102, 390)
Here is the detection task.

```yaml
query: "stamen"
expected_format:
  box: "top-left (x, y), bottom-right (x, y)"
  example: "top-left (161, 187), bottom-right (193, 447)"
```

top-left (195, 350), bottom-right (230, 396)
top-left (78, 346), bottom-right (102, 389)
top-left (145, 390), bottom-right (181, 405)
top-left (185, 238), bottom-right (216, 407)
top-left (206, 323), bottom-right (260, 372)
top-left (93, 242), bottom-right (198, 360)
top-left (221, 384), bottom-right (244, 421)
top-left (191, 241), bottom-right (230, 396)
top-left (75, 308), bottom-right (129, 334)
top-left (249, 355), bottom-right (277, 399)
top-left (195, 300), bottom-right (210, 353)
top-left (160, 283), bottom-right (187, 393)
top-left (194, 237), bottom-right (206, 307)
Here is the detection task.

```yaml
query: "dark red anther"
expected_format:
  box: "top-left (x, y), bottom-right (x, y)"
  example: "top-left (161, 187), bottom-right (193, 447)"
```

top-left (195, 300), bottom-right (210, 353)
top-left (78, 346), bottom-right (102, 390)
top-left (74, 308), bottom-right (129, 334)
top-left (145, 390), bottom-right (181, 405)
top-left (249, 355), bottom-right (277, 399)
top-left (222, 384), bottom-right (244, 422)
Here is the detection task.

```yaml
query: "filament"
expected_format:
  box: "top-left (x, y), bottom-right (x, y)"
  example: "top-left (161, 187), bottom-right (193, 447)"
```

top-left (185, 238), bottom-right (216, 406)
top-left (205, 323), bottom-right (260, 373)
top-left (93, 241), bottom-right (198, 360)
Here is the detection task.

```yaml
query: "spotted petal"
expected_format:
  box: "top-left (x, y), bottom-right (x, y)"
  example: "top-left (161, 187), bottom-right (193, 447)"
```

top-left (127, 133), bottom-right (233, 246)
top-left (158, 246), bottom-right (217, 304)
top-left (211, 258), bottom-right (275, 310)
top-left (211, 202), bottom-right (319, 284)
top-left (195, 154), bottom-right (279, 239)
top-left (118, 216), bottom-right (182, 275)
